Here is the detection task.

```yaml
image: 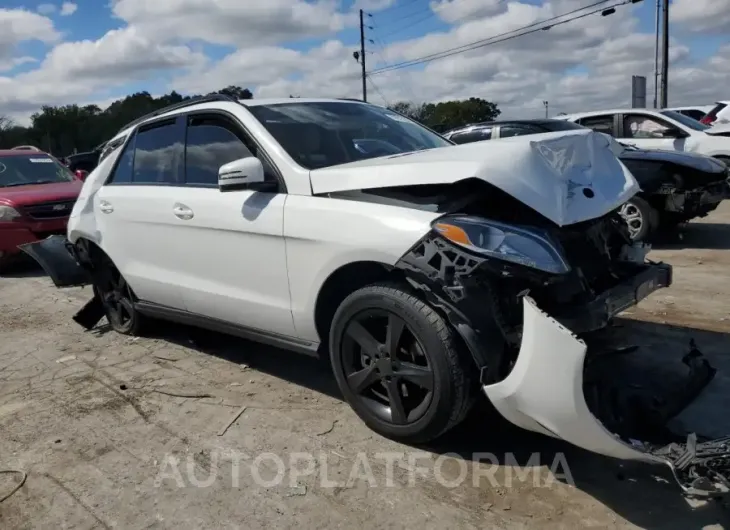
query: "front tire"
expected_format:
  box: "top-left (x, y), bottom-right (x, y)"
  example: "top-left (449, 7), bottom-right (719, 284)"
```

top-left (329, 283), bottom-right (475, 444)
top-left (619, 196), bottom-right (659, 241)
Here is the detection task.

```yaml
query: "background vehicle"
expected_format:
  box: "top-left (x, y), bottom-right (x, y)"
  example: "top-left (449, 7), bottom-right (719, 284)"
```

top-left (444, 119), bottom-right (730, 241)
top-left (700, 101), bottom-right (730, 125)
top-left (20, 95), bottom-right (729, 496)
top-left (666, 105), bottom-right (714, 122)
top-left (61, 142), bottom-right (106, 173)
top-left (556, 109), bottom-right (730, 164)
top-left (0, 149), bottom-right (83, 270)
top-left (11, 145), bottom-right (42, 151)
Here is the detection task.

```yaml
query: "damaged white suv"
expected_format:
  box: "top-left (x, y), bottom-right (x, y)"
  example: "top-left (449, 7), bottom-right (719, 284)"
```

top-left (21, 95), bottom-right (729, 497)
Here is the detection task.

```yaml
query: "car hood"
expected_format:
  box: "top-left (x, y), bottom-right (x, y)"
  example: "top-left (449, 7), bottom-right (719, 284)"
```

top-left (0, 179), bottom-right (83, 207)
top-left (618, 147), bottom-right (728, 173)
top-left (706, 122), bottom-right (730, 135)
top-left (309, 129), bottom-right (639, 227)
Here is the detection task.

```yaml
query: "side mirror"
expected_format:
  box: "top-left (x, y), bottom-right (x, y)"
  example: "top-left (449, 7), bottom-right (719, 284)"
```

top-left (75, 169), bottom-right (89, 181)
top-left (218, 157), bottom-right (265, 192)
top-left (662, 127), bottom-right (688, 139)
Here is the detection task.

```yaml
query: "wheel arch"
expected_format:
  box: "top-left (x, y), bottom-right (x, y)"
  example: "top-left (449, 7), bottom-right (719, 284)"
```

top-left (313, 260), bottom-right (406, 347)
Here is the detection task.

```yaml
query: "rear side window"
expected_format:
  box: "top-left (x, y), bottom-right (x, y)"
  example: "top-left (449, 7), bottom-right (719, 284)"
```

top-left (679, 109), bottom-right (706, 121)
top-left (184, 115), bottom-right (254, 186)
top-left (132, 119), bottom-right (184, 185)
top-left (578, 115), bottom-right (615, 136)
top-left (108, 137), bottom-right (135, 184)
top-left (499, 125), bottom-right (541, 138)
top-left (450, 128), bottom-right (492, 144)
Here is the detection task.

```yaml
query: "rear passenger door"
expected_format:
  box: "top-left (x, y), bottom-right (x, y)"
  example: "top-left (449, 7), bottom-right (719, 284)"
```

top-left (95, 117), bottom-right (188, 309)
top-left (576, 114), bottom-right (618, 137)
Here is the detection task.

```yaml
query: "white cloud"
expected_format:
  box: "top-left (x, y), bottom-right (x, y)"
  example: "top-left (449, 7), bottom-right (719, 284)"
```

top-left (673, 0), bottom-right (730, 34)
top-left (60, 2), bottom-right (78, 16)
top-left (111, 0), bottom-right (355, 47)
top-left (1, 0), bottom-right (730, 127)
top-left (0, 8), bottom-right (60, 60)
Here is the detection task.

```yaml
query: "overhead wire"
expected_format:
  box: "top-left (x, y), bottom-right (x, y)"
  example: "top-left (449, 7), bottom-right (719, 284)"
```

top-left (368, 0), bottom-right (627, 76)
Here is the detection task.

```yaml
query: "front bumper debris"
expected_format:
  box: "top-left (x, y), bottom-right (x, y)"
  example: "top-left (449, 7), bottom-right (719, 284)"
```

top-left (662, 179), bottom-right (730, 217)
top-left (17, 235), bottom-right (90, 288)
top-left (483, 296), bottom-right (729, 498)
top-left (553, 262), bottom-right (671, 333)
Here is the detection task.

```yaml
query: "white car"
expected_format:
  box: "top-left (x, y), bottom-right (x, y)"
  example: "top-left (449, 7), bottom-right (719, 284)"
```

top-left (19, 95), bottom-right (729, 497)
top-left (557, 109), bottom-right (730, 164)
top-left (665, 105), bottom-right (714, 122)
top-left (700, 101), bottom-right (730, 126)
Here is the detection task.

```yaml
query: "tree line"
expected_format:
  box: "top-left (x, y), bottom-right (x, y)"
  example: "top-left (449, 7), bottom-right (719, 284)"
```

top-left (0, 86), bottom-right (500, 156)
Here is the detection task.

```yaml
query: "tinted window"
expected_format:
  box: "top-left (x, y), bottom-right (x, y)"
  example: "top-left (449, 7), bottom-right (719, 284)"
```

top-left (541, 120), bottom-right (587, 131)
top-left (678, 109), bottom-right (706, 121)
top-left (659, 110), bottom-right (709, 131)
top-left (704, 103), bottom-right (727, 122)
top-left (132, 119), bottom-right (183, 184)
top-left (110, 136), bottom-right (135, 183)
top-left (0, 154), bottom-right (75, 188)
top-left (623, 114), bottom-right (673, 138)
top-left (500, 125), bottom-right (541, 138)
top-left (450, 128), bottom-right (492, 144)
top-left (248, 102), bottom-right (450, 170)
top-left (578, 115), bottom-right (615, 136)
top-left (185, 116), bottom-right (253, 186)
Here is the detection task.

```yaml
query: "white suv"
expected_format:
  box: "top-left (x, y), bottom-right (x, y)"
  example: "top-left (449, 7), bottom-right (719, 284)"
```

top-left (558, 108), bottom-right (730, 164)
top-left (20, 95), bottom-right (728, 496)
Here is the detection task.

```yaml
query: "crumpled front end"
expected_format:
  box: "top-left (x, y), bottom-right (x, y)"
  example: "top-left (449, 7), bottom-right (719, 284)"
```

top-left (395, 208), bottom-right (729, 498)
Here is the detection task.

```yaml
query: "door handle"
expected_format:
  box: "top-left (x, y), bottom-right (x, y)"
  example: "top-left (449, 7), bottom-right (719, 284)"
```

top-left (173, 203), bottom-right (194, 220)
top-left (99, 200), bottom-right (114, 214)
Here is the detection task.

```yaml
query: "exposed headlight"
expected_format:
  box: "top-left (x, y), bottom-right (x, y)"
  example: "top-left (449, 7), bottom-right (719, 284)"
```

top-left (0, 205), bottom-right (21, 222)
top-left (433, 215), bottom-right (570, 274)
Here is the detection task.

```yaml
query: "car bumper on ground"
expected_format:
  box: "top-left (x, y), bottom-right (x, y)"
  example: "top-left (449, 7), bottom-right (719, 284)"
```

top-left (484, 295), bottom-right (730, 498)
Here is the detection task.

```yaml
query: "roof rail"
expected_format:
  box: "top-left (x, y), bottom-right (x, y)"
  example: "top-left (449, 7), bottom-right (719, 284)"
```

top-left (117, 93), bottom-right (240, 134)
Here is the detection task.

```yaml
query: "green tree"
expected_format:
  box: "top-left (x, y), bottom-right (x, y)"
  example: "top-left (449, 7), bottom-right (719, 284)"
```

top-left (388, 98), bottom-right (500, 132)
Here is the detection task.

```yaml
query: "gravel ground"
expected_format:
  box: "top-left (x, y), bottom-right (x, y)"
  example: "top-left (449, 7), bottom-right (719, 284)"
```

top-left (1, 204), bottom-right (730, 529)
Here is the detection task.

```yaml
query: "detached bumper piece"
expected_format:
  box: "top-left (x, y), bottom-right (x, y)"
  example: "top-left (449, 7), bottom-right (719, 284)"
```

top-left (554, 263), bottom-right (672, 333)
top-left (484, 297), bottom-right (729, 498)
top-left (662, 179), bottom-right (730, 218)
top-left (17, 235), bottom-right (90, 288)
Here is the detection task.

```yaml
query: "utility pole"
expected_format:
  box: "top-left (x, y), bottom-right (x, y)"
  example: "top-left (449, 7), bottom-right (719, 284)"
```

top-left (543, 101), bottom-right (549, 118)
top-left (359, 9), bottom-right (367, 102)
top-left (653, 0), bottom-right (660, 108)
top-left (659, 0), bottom-right (669, 108)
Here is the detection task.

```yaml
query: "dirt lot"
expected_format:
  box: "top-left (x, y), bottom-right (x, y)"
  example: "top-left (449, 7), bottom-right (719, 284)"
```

top-left (2, 205), bottom-right (730, 530)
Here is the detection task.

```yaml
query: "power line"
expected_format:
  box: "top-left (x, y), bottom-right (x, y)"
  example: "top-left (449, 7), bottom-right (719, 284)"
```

top-left (366, 74), bottom-right (390, 106)
top-left (378, 10), bottom-right (436, 39)
top-left (369, 0), bottom-right (631, 76)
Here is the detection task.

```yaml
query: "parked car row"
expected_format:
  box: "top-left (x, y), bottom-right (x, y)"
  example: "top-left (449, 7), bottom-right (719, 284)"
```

top-left (444, 116), bottom-right (730, 241)
top-left (8, 94), bottom-right (728, 499)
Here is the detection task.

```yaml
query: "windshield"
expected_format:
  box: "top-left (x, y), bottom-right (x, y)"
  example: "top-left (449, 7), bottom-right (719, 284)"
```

top-left (660, 110), bottom-right (710, 131)
top-left (247, 101), bottom-right (451, 169)
top-left (0, 154), bottom-right (75, 188)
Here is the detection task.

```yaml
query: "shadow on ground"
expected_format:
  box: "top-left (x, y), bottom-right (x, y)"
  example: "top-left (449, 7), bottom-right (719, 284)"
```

top-left (653, 222), bottom-right (730, 251)
top-left (138, 317), bottom-right (730, 529)
top-left (0, 256), bottom-right (47, 279)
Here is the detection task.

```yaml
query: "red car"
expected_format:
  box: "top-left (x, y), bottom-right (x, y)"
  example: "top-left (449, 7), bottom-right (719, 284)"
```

top-left (0, 149), bottom-right (86, 270)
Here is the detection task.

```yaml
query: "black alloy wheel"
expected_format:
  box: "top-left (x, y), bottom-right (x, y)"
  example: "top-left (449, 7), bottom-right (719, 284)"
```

top-left (330, 283), bottom-right (475, 444)
top-left (341, 309), bottom-right (434, 425)
top-left (94, 255), bottom-right (142, 335)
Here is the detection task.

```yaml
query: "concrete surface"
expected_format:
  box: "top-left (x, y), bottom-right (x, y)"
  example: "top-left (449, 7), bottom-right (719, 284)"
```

top-left (2, 204), bottom-right (730, 529)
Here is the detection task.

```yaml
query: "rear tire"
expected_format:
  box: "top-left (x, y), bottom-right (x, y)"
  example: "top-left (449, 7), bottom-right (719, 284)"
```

top-left (92, 253), bottom-right (144, 336)
top-left (329, 283), bottom-right (476, 444)
top-left (619, 196), bottom-right (659, 242)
